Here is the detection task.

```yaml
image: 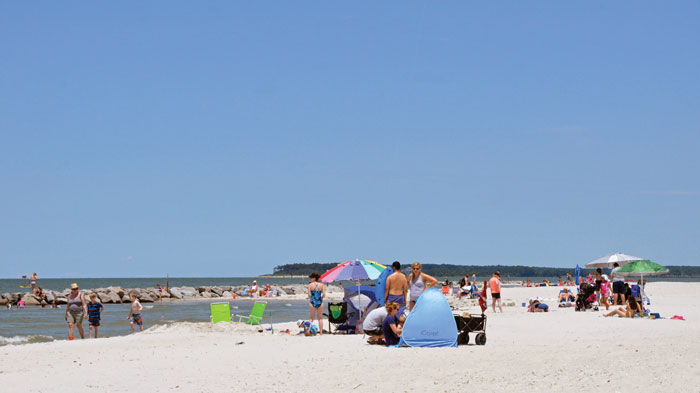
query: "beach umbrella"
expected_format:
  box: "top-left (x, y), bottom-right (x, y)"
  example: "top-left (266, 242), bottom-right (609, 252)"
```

top-left (617, 260), bottom-right (668, 307)
top-left (574, 264), bottom-right (581, 285)
top-left (320, 260), bottom-right (387, 323)
top-left (585, 253), bottom-right (643, 268)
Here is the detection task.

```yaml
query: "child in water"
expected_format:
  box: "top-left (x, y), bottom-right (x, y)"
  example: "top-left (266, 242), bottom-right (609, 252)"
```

top-left (87, 293), bottom-right (104, 338)
top-left (127, 292), bottom-right (144, 333)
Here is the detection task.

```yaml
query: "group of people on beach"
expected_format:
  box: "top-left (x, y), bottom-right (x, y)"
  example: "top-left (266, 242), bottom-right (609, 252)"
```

top-left (63, 283), bottom-right (144, 340)
top-left (298, 261), bottom-right (506, 345)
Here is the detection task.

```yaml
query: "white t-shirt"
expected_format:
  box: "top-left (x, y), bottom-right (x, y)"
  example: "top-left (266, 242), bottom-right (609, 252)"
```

top-left (611, 267), bottom-right (624, 282)
top-left (362, 307), bottom-right (388, 331)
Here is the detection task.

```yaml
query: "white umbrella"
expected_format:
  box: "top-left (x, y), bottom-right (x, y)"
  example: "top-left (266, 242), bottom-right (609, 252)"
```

top-left (585, 253), bottom-right (643, 268)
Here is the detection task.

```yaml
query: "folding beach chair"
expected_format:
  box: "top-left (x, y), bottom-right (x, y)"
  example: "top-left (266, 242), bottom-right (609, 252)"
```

top-left (325, 302), bottom-right (351, 334)
top-left (233, 301), bottom-right (267, 325)
top-left (210, 302), bottom-right (231, 323)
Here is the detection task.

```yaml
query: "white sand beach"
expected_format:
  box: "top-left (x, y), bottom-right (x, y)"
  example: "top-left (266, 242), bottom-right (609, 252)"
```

top-left (1, 282), bottom-right (698, 393)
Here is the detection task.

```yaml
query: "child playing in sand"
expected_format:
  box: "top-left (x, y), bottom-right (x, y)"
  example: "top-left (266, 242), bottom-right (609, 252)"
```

top-left (127, 292), bottom-right (144, 333)
top-left (87, 293), bottom-right (104, 338)
top-left (297, 320), bottom-right (319, 336)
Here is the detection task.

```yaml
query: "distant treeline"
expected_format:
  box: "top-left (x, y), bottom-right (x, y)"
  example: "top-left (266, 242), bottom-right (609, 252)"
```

top-left (272, 263), bottom-right (700, 278)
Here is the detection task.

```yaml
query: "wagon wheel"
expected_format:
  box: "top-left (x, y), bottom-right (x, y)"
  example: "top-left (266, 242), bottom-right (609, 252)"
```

top-left (458, 331), bottom-right (469, 345)
top-left (475, 333), bottom-right (486, 345)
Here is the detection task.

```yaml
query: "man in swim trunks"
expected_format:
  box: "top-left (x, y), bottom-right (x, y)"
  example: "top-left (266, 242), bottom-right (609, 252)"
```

top-left (489, 271), bottom-right (503, 313)
top-left (610, 262), bottom-right (626, 305)
top-left (385, 261), bottom-right (408, 306)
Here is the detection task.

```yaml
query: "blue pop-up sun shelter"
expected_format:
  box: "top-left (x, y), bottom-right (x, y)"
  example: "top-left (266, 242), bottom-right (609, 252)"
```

top-left (398, 288), bottom-right (458, 348)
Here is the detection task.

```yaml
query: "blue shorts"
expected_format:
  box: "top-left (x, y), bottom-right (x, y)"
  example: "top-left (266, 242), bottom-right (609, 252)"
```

top-left (386, 294), bottom-right (405, 306)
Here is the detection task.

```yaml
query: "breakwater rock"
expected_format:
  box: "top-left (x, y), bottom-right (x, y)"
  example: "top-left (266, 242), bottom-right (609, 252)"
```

top-left (1, 284), bottom-right (343, 306)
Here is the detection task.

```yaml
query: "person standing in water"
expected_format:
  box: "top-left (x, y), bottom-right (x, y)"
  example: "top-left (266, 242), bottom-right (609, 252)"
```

top-left (65, 283), bottom-right (88, 340)
top-left (385, 261), bottom-right (408, 306)
top-left (307, 272), bottom-right (326, 335)
top-left (406, 262), bottom-right (438, 310)
top-left (127, 292), bottom-right (144, 333)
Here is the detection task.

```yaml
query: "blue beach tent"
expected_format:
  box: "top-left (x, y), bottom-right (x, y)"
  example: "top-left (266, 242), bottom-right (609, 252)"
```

top-left (398, 288), bottom-right (458, 348)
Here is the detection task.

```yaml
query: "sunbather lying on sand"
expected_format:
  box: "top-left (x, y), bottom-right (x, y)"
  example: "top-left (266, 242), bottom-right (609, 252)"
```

top-left (528, 300), bottom-right (549, 312)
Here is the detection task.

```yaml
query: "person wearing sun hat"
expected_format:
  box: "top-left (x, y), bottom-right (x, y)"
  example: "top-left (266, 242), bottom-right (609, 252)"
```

top-left (65, 283), bottom-right (88, 340)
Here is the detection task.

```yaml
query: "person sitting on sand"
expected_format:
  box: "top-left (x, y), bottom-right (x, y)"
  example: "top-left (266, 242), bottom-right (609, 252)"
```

top-left (604, 296), bottom-right (644, 318)
top-left (382, 302), bottom-right (402, 346)
top-left (528, 299), bottom-right (549, 312)
top-left (250, 280), bottom-right (258, 297)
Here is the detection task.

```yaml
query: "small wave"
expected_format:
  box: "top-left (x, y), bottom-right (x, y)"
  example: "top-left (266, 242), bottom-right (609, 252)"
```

top-left (0, 335), bottom-right (55, 346)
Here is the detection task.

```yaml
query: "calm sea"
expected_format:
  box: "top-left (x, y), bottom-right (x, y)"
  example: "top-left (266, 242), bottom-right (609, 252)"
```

top-left (0, 277), bottom-right (311, 347)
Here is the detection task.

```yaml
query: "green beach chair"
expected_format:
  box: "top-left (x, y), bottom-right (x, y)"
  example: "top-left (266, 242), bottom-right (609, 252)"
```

top-left (233, 301), bottom-right (267, 325)
top-left (210, 302), bottom-right (232, 323)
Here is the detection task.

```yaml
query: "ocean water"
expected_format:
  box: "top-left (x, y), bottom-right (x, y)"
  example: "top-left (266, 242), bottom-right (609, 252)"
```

top-left (0, 277), bottom-right (319, 346)
top-left (0, 298), bottom-right (310, 346)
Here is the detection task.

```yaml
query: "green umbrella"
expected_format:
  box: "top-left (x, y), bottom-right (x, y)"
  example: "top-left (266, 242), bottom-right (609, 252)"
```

top-left (617, 260), bottom-right (669, 276)
top-left (617, 260), bottom-right (668, 306)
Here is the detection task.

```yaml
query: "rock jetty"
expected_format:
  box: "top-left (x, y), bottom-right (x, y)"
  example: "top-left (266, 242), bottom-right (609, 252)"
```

top-left (0, 284), bottom-right (343, 307)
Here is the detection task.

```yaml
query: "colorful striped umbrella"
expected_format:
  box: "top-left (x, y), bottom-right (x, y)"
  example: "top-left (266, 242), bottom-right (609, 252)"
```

top-left (319, 259), bottom-right (387, 326)
top-left (320, 260), bottom-right (387, 283)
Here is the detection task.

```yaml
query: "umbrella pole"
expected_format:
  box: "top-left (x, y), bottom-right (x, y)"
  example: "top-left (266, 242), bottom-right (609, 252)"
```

top-left (357, 280), bottom-right (362, 333)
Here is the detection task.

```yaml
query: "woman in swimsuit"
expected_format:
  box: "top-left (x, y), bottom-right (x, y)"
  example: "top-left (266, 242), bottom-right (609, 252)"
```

top-left (604, 296), bottom-right (644, 318)
top-left (406, 262), bottom-right (438, 310)
top-left (307, 272), bottom-right (326, 335)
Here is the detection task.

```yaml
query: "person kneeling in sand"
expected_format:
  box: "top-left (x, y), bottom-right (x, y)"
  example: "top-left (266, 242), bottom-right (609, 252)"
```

top-left (362, 306), bottom-right (388, 344)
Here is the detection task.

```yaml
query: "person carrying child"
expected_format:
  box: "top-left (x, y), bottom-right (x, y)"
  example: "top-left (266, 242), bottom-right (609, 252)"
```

top-left (87, 293), bottom-right (104, 338)
top-left (127, 292), bottom-right (144, 333)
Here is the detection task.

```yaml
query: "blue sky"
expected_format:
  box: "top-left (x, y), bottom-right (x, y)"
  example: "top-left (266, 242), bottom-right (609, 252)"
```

top-left (1, 2), bottom-right (699, 277)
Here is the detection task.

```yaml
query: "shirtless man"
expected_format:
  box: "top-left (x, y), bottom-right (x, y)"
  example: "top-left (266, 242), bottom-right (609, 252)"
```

top-left (385, 261), bottom-right (408, 306)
